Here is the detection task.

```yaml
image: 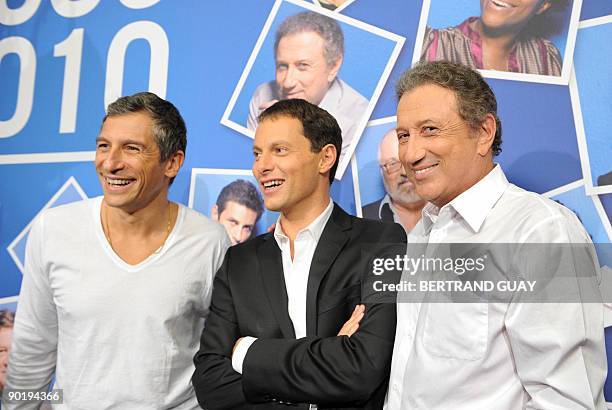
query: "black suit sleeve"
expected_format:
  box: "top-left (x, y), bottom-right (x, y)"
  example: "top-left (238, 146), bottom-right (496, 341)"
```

top-left (242, 223), bottom-right (407, 406)
top-left (192, 249), bottom-right (249, 410)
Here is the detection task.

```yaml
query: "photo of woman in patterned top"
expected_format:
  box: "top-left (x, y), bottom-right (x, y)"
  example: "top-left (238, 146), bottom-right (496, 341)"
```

top-left (421, 0), bottom-right (570, 76)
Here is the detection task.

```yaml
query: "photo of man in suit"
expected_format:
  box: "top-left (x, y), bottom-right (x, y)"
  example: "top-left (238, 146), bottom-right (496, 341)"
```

top-left (361, 128), bottom-right (425, 232)
top-left (193, 99), bottom-right (406, 409)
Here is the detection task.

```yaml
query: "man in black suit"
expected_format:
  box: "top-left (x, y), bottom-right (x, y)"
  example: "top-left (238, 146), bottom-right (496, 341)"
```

top-left (362, 128), bottom-right (424, 232)
top-left (192, 99), bottom-right (406, 409)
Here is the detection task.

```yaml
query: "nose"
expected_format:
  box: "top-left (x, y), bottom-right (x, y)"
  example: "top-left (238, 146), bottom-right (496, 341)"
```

top-left (253, 151), bottom-right (273, 178)
top-left (230, 226), bottom-right (242, 245)
top-left (100, 147), bottom-right (125, 173)
top-left (398, 135), bottom-right (426, 170)
top-left (281, 66), bottom-right (298, 90)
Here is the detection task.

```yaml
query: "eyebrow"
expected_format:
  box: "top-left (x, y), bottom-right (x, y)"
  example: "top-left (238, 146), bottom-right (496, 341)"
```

top-left (95, 136), bottom-right (144, 146)
top-left (397, 118), bottom-right (439, 130)
top-left (254, 139), bottom-right (293, 150)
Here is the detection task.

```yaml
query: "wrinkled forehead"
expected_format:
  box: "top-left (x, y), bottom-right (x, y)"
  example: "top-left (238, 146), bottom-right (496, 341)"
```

top-left (275, 30), bottom-right (326, 58)
top-left (396, 84), bottom-right (460, 128)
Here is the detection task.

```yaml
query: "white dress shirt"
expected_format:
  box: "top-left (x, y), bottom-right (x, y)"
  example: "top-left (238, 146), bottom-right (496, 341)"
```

top-left (385, 165), bottom-right (607, 410)
top-left (232, 199), bottom-right (334, 374)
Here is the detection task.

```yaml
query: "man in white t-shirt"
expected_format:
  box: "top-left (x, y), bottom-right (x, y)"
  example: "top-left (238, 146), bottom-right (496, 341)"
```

top-left (3, 92), bottom-right (229, 409)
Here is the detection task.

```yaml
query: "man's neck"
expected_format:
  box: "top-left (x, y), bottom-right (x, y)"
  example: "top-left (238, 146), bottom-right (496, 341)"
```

top-left (391, 199), bottom-right (426, 232)
top-left (105, 194), bottom-right (171, 237)
top-left (102, 192), bottom-right (177, 265)
top-left (475, 19), bottom-right (518, 70)
top-left (279, 193), bottom-right (331, 243)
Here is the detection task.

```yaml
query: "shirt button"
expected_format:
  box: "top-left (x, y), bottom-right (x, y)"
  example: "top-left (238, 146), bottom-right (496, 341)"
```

top-left (393, 383), bottom-right (399, 392)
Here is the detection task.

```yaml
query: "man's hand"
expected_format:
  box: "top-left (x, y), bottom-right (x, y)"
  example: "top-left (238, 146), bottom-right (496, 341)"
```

top-left (337, 304), bottom-right (365, 337)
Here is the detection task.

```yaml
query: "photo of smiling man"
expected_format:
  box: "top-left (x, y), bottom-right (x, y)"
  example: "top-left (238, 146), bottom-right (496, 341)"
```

top-left (247, 11), bottom-right (368, 167)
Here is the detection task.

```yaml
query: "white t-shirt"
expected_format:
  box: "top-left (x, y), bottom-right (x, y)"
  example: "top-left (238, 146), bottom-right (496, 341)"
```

top-left (4, 197), bottom-right (230, 409)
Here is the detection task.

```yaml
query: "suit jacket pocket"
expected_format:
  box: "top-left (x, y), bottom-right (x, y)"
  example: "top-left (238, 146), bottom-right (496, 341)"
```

top-left (318, 282), bottom-right (361, 314)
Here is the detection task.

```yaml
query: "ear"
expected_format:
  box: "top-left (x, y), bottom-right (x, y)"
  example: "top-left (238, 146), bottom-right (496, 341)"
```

top-left (319, 143), bottom-right (337, 175)
top-left (536, 0), bottom-right (551, 15)
top-left (164, 150), bottom-right (185, 179)
top-left (327, 56), bottom-right (343, 83)
top-left (476, 114), bottom-right (496, 156)
top-left (211, 204), bottom-right (219, 221)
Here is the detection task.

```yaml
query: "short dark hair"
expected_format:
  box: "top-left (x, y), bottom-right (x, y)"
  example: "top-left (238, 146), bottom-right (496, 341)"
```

top-left (258, 99), bottom-right (342, 183)
top-left (274, 11), bottom-right (344, 67)
top-left (216, 179), bottom-right (264, 222)
top-left (104, 92), bottom-right (187, 163)
top-left (0, 310), bottom-right (14, 329)
top-left (396, 61), bottom-right (502, 156)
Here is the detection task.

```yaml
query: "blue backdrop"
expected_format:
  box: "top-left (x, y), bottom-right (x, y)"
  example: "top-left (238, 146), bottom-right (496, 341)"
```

top-left (1, 0), bottom-right (611, 404)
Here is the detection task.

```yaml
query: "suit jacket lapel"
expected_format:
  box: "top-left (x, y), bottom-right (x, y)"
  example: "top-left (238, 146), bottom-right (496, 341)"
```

top-left (305, 204), bottom-right (351, 336)
top-left (257, 236), bottom-right (296, 339)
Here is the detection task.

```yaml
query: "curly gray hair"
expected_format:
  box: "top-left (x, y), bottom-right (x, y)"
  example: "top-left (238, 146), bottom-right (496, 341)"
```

top-left (396, 61), bottom-right (502, 156)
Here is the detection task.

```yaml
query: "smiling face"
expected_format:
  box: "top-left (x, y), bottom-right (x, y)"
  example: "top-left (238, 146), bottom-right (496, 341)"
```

top-left (275, 31), bottom-right (341, 106)
top-left (212, 201), bottom-right (258, 245)
top-left (396, 84), bottom-right (494, 208)
top-left (480, 0), bottom-right (551, 34)
top-left (252, 116), bottom-right (333, 217)
top-left (95, 112), bottom-right (183, 214)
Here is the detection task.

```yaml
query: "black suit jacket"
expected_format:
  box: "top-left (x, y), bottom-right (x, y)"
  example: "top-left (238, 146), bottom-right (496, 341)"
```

top-left (193, 204), bottom-right (406, 409)
top-left (597, 171), bottom-right (612, 187)
top-left (361, 197), bottom-right (394, 223)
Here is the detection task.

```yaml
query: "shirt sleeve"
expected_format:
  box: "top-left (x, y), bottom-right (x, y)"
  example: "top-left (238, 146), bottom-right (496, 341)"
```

top-left (506, 213), bottom-right (607, 409)
top-left (231, 336), bottom-right (257, 374)
top-left (3, 214), bottom-right (58, 410)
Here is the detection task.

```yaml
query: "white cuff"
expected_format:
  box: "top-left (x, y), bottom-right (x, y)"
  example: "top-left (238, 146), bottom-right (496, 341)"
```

top-left (231, 336), bottom-right (257, 374)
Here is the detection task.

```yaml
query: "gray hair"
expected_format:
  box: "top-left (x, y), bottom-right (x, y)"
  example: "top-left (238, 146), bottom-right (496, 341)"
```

top-left (274, 11), bottom-right (344, 67)
top-left (103, 92), bottom-right (187, 163)
top-left (396, 61), bottom-right (502, 156)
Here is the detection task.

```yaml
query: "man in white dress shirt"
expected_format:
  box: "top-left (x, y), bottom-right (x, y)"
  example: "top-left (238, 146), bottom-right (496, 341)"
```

top-left (385, 61), bottom-right (607, 409)
top-left (3, 92), bottom-right (229, 409)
